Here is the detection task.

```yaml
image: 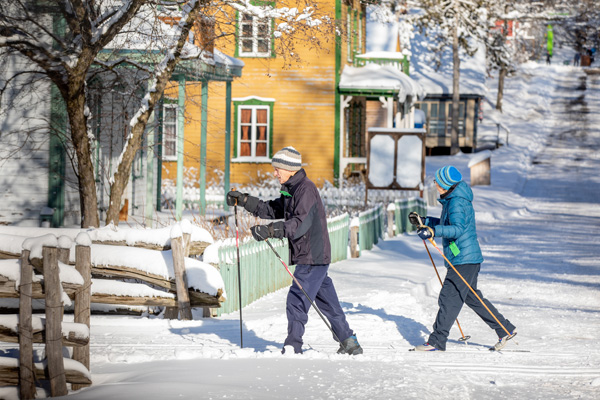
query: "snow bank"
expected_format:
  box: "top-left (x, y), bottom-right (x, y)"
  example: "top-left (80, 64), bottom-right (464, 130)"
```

top-left (0, 222), bottom-right (213, 249)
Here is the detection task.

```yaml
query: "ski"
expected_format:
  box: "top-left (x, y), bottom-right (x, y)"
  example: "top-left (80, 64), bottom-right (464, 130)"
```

top-left (409, 347), bottom-right (530, 353)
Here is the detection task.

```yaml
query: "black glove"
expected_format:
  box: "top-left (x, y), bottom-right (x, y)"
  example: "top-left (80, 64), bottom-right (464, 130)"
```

top-left (417, 226), bottom-right (434, 240)
top-left (409, 211), bottom-right (424, 227)
top-left (227, 191), bottom-right (259, 213)
top-left (226, 191), bottom-right (248, 207)
top-left (250, 221), bottom-right (284, 241)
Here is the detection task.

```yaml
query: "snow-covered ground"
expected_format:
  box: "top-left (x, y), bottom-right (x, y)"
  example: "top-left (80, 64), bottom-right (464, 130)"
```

top-left (2, 60), bottom-right (600, 399)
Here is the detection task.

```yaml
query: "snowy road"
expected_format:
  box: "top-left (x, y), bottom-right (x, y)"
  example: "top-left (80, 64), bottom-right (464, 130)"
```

top-left (2, 65), bottom-right (599, 400)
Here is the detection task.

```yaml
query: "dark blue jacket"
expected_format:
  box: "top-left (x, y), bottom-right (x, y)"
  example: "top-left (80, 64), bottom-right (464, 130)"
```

top-left (251, 169), bottom-right (331, 265)
top-left (424, 181), bottom-right (484, 267)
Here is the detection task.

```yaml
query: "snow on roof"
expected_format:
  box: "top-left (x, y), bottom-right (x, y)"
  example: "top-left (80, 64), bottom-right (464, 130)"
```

top-left (356, 51), bottom-right (406, 60)
top-left (103, 6), bottom-right (243, 72)
top-left (339, 64), bottom-right (426, 102)
top-left (409, 32), bottom-right (487, 97)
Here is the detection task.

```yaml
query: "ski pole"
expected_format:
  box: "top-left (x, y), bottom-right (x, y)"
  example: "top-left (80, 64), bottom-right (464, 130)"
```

top-left (234, 200), bottom-right (243, 348)
top-left (426, 237), bottom-right (512, 338)
top-left (422, 240), bottom-right (471, 342)
top-left (263, 238), bottom-right (342, 344)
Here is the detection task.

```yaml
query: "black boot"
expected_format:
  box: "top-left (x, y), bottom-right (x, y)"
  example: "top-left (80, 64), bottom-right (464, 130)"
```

top-left (337, 335), bottom-right (363, 355)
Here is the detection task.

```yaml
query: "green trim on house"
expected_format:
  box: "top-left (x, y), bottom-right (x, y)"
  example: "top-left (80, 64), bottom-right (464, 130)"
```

top-left (224, 81), bottom-right (232, 211)
top-left (339, 88), bottom-right (397, 96)
top-left (334, 0), bottom-right (342, 184)
top-left (156, 100), bottom-right (163, 212)
top-left (232, 97), bottom-right (275, 159)
top-left (199, 79), bottom-right (208, 214)
top-left (175, 78), bottom-right (186, 220)
top-left (234, 1), bottom-right (277, 59)
top-left (48, 13), bottom-right (67, 227)
top-left (353, 9), bottom-right (358, 65)
top-left (48, 84), bottom-right (66, 228)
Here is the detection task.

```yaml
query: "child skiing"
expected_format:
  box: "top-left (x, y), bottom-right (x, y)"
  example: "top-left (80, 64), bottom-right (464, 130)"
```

top-left (410, 165), bottom-right (517, 351)
top-left (226, 146), bottom-right (363, 355)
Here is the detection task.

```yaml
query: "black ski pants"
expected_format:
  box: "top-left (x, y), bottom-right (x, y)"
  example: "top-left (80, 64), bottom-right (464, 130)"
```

top-left (428, 263), bottom-right (515, 351)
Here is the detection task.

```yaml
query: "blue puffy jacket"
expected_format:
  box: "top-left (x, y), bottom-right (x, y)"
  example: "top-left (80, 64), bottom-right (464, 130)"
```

top-left (424, 181), bottom-right (484, 267)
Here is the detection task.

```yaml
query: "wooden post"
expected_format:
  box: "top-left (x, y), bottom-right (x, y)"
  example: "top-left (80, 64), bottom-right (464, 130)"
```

top-left (57, 244), bottom-right (70, 265)
top-left (387, 209), bottom-right (395, 238)
top-left (72, 244), bottom-right (91, 390)
top-left (19, 249), bottom-right (36, 400)
top-left (171, 235), bottom-right (192, 320)
top-left (350, 226), bottom-right (360, 258)
top-left (43, 246), bottom-right (68, 397)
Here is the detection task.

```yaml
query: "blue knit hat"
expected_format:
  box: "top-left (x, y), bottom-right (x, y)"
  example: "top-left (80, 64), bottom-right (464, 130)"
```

top-left (435, 166), bottom-right (462, 190)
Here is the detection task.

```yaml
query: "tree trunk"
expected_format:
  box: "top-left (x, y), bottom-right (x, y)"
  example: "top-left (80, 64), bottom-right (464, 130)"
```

top-left (104, 3), bottom-right (204, 226)
top-left (67, 89), bottom-right (100, 228)
top-left (451, 7), bottom-right (461, 155)
top-left (496, 67), bottom-right (507, 112)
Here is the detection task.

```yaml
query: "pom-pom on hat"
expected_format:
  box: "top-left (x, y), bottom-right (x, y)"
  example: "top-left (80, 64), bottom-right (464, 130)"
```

top-left (435, 166), bottom-right (462, 190)
top-left (272, 146), bottom-right (302, 171)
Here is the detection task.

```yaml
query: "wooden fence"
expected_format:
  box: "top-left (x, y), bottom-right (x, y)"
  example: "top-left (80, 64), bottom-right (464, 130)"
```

top-left (0, 238), bottom-right (92, 399)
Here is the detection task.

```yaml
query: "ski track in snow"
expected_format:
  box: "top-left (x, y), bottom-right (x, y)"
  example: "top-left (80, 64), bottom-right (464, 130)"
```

top-left (2, 66), bottom-right (600, 399)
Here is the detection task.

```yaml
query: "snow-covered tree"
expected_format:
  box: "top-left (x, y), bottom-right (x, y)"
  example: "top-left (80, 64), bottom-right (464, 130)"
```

top-left (483, 0), bottom-right (517, 112)
top-left (412, 0), bottom-right (489, 154)
top-left (0, 0), bottom-right (332, 227)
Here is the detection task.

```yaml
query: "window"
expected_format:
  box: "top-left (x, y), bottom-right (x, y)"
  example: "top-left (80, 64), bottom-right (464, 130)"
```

top-left (162, 104), bottom-right (178, 160)
top-left (233, 97), bottom-right (274, 161)
top-left (238, 12), bottom-right (272, 57)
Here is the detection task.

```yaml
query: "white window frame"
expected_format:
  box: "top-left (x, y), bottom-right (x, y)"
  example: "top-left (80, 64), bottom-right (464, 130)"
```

top-left (238, 12), bottom-right (272, 57)
top-left (234, 105), bottom-right (271, 162)
top-left (162, 104), bottom-right (178, 161)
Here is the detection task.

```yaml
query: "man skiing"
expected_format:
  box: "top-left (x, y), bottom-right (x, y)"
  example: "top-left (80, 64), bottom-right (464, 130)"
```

top-left (410, 165), bottom-right (517, 351)
top-left (226, 146), bottom-right (362, 355)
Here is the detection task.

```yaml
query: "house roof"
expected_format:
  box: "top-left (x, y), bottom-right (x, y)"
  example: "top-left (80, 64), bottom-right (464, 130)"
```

top-left (339, 63), bottom-right (426, 102)
top-left (100, 7), bottom-right (243, 82)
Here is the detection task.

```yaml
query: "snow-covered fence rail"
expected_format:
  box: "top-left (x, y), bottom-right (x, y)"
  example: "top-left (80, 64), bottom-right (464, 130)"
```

top-left (0, 235), bottom-right (92, 398)
top-left (0, 224), bottom-right (225, 316)
top-left (0, 224), bottom-right (213, 258)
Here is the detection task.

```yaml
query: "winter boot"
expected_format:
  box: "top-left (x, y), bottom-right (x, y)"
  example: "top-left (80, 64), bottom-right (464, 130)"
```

top-left (413, 342), bottom-right (442, 352)
top-left (492, 329), bottom-right (517, 351)
top-left (337, 335), bottom-right (363, 355)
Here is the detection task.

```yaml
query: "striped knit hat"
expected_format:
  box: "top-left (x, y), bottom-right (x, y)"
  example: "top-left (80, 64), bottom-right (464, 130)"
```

top-left (272, 146), bottom-right (302, 171)
top-left (435, 165), bottom-right (462, 190)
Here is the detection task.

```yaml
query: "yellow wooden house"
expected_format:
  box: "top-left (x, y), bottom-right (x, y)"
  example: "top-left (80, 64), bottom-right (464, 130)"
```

top-left (160, 0), bottom-right (423, 212)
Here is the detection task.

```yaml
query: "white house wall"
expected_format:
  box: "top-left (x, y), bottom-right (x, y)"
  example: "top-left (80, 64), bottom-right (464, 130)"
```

top-left (0, 53), bottom-right (53, 226)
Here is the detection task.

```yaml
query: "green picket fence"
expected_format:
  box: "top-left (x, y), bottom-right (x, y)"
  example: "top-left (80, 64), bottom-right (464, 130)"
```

top-left (395, 197), bottom-right (427, 234)
top-left (358, 205), bottom-right (385, 252)
top-left (215, 214), bottom-right (350, 315)
top-left (328, 213), bottom-right (350, 263)
top-left (216, 239), bottom-right (292, 316)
